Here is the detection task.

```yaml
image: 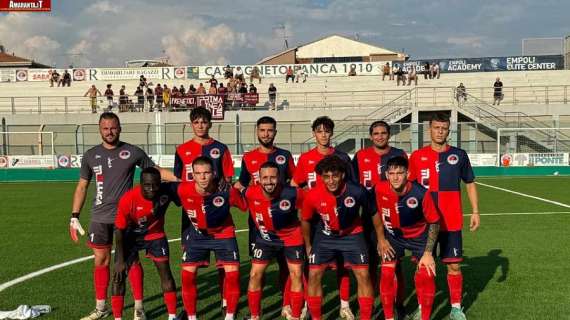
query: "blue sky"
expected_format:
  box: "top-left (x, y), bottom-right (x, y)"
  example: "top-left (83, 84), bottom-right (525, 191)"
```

top-left (1, 0), bottom-right (568, 67)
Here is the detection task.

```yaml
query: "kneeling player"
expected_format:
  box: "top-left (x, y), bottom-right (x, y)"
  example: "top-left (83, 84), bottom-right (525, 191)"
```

top-left (178, 156), bottom-right (247, 320)
top-left (301, 156), bottom-right (375, 320)
top-left (112, 167), bottom-right (178, 320)
top-left (371, 156), bottom-right (440, 320)
top-left (243, 162), bottom-right (305, 320)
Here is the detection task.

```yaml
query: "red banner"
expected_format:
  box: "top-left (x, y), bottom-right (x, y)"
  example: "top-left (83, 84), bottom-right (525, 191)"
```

top-left (226, 92), bottom-right (259, 104)
top-left (170, 94), bottom-right (225, 120)
top-left (0, 0), bottom-right (51, 11)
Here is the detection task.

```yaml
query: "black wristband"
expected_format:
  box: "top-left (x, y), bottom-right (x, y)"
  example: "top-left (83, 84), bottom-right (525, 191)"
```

top-left (71, 212), bottom-right (80, 218)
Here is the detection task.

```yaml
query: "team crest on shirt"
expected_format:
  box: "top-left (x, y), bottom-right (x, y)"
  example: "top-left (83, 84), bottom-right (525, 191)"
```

top-left (213, 196), bottom-right (225, 207)
top-left (406, 197), bottom-right (419, 209)
top-left (137, 216), bottom-right (147, 225)
top-left (275, 155), bottom-right (286, 165)
top-left (344, 196), bottom-right (355, 208)
top-left (159, 195), bottom-right (169, 206)
top-left (210, 148), bottom-right (221, 159)
top-left (447, 154), bottom-right (459, 165)
top-left (279, 199), bottom-right (291, 211)
top-left (119, 150), bottom-right (131, 160)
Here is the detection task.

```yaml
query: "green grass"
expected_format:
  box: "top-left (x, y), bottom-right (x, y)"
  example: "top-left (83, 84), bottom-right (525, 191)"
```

top-left (1, 177), bottom-right (569, 319)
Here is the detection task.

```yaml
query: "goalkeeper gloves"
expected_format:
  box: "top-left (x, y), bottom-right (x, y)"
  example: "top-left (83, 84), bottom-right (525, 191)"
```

top-left (69, 216), bottom-right (85, 242)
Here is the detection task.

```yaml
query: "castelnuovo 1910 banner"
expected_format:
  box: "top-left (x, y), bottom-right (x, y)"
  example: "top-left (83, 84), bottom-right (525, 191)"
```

top-left (401, 55), bottom-right (564, 73)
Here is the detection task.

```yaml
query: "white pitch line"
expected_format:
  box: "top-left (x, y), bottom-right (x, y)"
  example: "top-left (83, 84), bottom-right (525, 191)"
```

top-left (0, 228), bottom-right (249, 293)
top-left (476, 181), bottom-right (570, 209)
top-left (465, 211), bottom-right (570, 216)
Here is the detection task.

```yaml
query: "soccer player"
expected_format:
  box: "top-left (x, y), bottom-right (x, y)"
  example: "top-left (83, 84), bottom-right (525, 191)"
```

top-left (234, 116), bottom-right (297, 318)
top-left (173, 106), bottom-right (235, 312)
top-left (111, 167), bottom-right (178, 320)
top-left (408, 113), bottom-right (480, 320)
top-left (69, 112), bottom-right (177, 320)
top-left (291, 116), bottom-right (355, 319)
top-left (352, 120), bottom-right (408, 311)
top-left (301, 156), bottom-right (375, 320)
top-left (371, 156), bottom-right (440, 320)
top-left (178, 156), bottom-right (246, 320)
top-left (243, 162), bottom-right (305, 320)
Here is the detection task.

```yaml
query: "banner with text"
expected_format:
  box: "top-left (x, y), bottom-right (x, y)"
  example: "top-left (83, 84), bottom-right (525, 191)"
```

top-left (169, 95), bottom-right (225, 120)
top-left (500, 153), bottom-right (569, 167)
top-left (401, 55), bottom-right (564, 73)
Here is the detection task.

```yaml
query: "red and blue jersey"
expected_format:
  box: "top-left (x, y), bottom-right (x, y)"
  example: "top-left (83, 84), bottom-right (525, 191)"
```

top-left (352, 146), bottom-right (407, 190)
top-left (239, 147), bottom-right (295, 186)
top-left (115, 184), bottom-right (179, 241)
top-left (371, 181), bottom-right (440, 239)
top-left (177, 181), bottom-right (246, 239)
top-left (302, 182), bottom-right (368, 236)
top-left (408, 145), bottom-right (475, 231)
top-left (243, 185), bottom-right (304, 246)
top-left (174, 138), bottom-right (234, 182)
top-left (292, 147), bottom-right (354, 189)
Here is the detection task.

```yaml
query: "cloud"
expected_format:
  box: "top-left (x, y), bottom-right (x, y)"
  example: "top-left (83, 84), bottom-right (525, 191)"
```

top-left (85, 1), bottom-right (122, 15)
top-left (447, 36), bottom-right (485, 49)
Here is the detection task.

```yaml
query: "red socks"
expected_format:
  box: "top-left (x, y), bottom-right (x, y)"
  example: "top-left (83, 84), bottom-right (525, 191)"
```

top-left (380, 264), bottom-right (396, 319)
top-left (128, 263), bottom-right (144, 301)
top-left (111, 295), bottom-right (124, 318)
top-left (163, 291), bottom-right (177, 316)
top-left (447, 273), bottom-right (463, 306)
top-left (94, 266), bottom-right (110, 300)
top-left (415, 267), bottom-right (435, 320)
top-left (181, 270), bottom-right (197, 316)
top-left (337, 267), bottom-right (350, 301)
top-left (358, 296), bottom-right (374, 320)
top-left (247, 290), bottom-right (262, 317)
top-left (224, 270), bottom-right (240, 314)
top-left (306, 296), bottom-right (322, 319)
top-left (290, 291), bottom-right (304, 318)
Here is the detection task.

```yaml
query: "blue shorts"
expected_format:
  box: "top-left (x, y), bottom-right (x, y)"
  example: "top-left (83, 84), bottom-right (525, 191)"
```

top-left (437, 231), bottom-right (463, 263)
top-left (384, 230), bottom-right (428, 263)
top-left (308, 232), bottom-right (368, 270)
top-left (251, 234), bottom-right (304, 265)
top-left (181, 235), bottom-right (240, 268)
top-left (119, 235), bottom-right (170, 264)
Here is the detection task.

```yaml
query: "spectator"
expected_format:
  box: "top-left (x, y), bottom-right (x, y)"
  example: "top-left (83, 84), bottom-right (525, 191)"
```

top-left (226, 81), bottom-right (235, 93)
top-left (433, 63), bottom-right (440, 79)
top-left (238, 83), bottom-right (248, 109)
top-left (145, 86), bottom-right (154, 111)
top-left (49, 70), bottom-right (60, 87)
top-left (224, 65), bottom-right (233, 79)
top-left (407, 66), bottom-right (418, 86)
top-left (139, 75), bottom-right (147, 88)
top-left (424, 62), bottom-right (431, 79)
top-left (83, 85), bottom-right (101, 113)
top-left (134, 86), bottom-right (144, 112)
top-left (395, 67), bottom-right (406, 86)
top-left (456, 83), bottom-right (467, 103)
top-left (429, 63), bottom-right (436, 79)
top-left (196, 83), bottom-right (207, 95)
top-left (493, 77), bottom-right (503, 105)
top-left (249, 83), bottom-right (257, 94)
top-left (171, 86), bottom-right (180, 111)
top-left (154, 83), bottom-right (163, 112)
top-left (218, 83), bottom-right (227, 97)
top-left (250, 66), bottom-right (262, 84)
top-left (208, 82), bottom-right (218, 94)
top-left (208, 75), bottom-right (218, 87)
top-left (188, 84), bottom-right (196, 95)
top-left (179, 84), bottom-right (186, 96)
top-left (382, 63), bottom-right (391, 81)
top-left (119, 85), bottom-right (128, 112)
top-left (104, 84), bottom-right (114, 110)
top-left (62, 70), bottom-right (72, 87)
top-left (348, 65), bottom-right (357, 76)
top-left (268, 83), bottom-right (277, 110)
top-left (295, 67), bottom-right (307, 83)
top-left (285, 66), bottom-right (295, 83)
top-left (162, 84), bottom-right (171, 111)
top-left (234, 66), bottom-right (245, 82)
top-left (392, 64), bottom-right (399, 81)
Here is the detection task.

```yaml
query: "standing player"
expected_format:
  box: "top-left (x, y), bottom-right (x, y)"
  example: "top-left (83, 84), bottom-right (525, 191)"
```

top-left (178, 157), bottom-right (246, 320)
top-left (70, 112), bottom-right (177, 320)
top-left (291, 116), bottom-right (355, 319)
top-left (301, 156), bottom-right (375, 320)
top-left (233, 116), bottom-right (296, 318)
top-left (111, 167), bottom-right (178, 320)
top-left (371, 156), bottom-right (440, 320)
top-left (408, 113), bottom-right (480, 320)
top-left (243, 162), bottom-right (305, 320)
top-left (173, 106), bottom-right (235, 311)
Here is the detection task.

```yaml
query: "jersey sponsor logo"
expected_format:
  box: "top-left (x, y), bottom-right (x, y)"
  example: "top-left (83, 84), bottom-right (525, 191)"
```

top-left (185, 151), bottom-right (192, 156)
top-left (94, 165), bottom-right (104, 205)
top-left (364, 158), bottom-right (371, 163)
top-left (210, 148), bottom-right (221, 159)
top-left (435, 161), bottom-right (441, 173)
top-left (136, 206), bottom-right (144, 211)
top-left (279, 199), bottom-right (291, 211)
top-left (420, 168), bottom-right (430, 188)
top-left (275, 155), bottom-right (286, 165)
top-left (252, 171), bottom-right (260, 183)
top-left (447, 154), bottom-right (459, 165)
top-left (213, 195), bottom-right (225, 207)
top-left (119, 150), bottom-right (131, 160)
top-left (307, 171), bottom-right (317, 189)
top-left (421, 156), bottom-right (428, 161)
top-left (251, 160), bottom-right (258, 164)
top-left (382, 208), bottom-right (394, 235)
top-left (344, 196), bottom-right (356, 208)
top-left (406, 197), bottom-right (419, 209)
top-left (95, 154), bottom-right (101, 159)
top-left (159, 195), bottom-right (169, 206)
top-left (308, 160), bottom-right (315, 165)
top-left (363, 170), bottom-right (372, 189)
top-left (255, 212), bottom-right (271, 241)
top-left (107, 157), bottom-right (115, 168)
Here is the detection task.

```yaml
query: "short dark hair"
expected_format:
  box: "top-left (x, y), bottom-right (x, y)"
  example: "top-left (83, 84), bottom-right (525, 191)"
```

top-left (311, 116), bottom-right (334, 132)
top-left (99, 112), bottom-right (120, 125)
top-left (256, 116), bottom-right (276, 128)
top-left (140, 166), bottom-right (161, 181)
top-left (192, 156), bottom-right (214, 169)
top-left (315, 155), bottom-right (347, 176)
top-left (369, 120), bottom-right (391, 135)
top-left (259, 161), bottom-right (280, 174)
top-left (386, 156), bottom-right (409, 171)
top-left (429, 112), bottom-right (450, 125)
top-left (190, 107), bottom-right (212, 123)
